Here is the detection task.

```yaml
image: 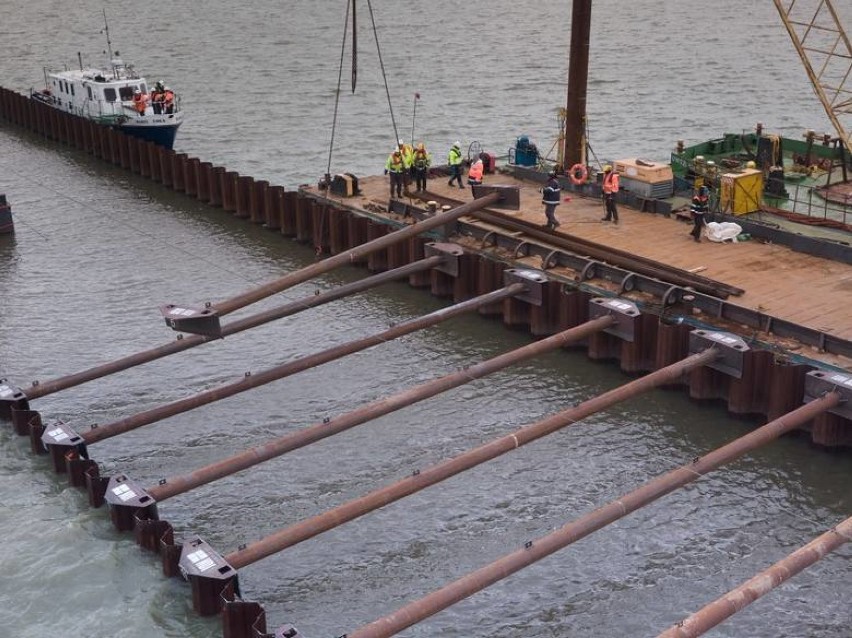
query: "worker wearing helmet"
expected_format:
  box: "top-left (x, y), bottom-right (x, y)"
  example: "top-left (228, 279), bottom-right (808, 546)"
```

top-left (132, 88), bottom-right (148, 116)
top-left (447, 141), bottom-right (464, 188)
top-left (397, 138), bottom-right (414, 186)
top-left (467, 157), bottom-right (484, 190)
top-left (163, 87), bottom-right (175, 113)
top-left (601, 164), bottom-right (619, 223)
top-left (385, 148), bottom-right (406, 198)
top-left (412, 142), bottom-right (431, 192)
top-left (541, 170), bottom-right (562, 230)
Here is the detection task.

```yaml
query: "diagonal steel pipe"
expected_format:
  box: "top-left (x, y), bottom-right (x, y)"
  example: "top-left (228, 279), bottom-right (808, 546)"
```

top-left (75, 283), bottom-right (525, 446)
top-left (161, 191), bottom-right (507, 335)
top-left (146, 314), bottom-right (616, 502)
top-left (25, 255), bottom-right (446, 401)
top-left (224, 348), bottom-right (719, 570)
top-left (344, 391), bottom-right (841, 638)
top-left (657, 514), bottom-right (852, 638)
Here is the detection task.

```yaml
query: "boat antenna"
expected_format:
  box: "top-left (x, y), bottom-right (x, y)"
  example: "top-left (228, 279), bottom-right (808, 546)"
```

top-left (77, 52), bottom-right (83, 71)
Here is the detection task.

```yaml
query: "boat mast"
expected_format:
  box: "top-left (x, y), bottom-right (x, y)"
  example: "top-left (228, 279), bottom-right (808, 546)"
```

top-left (102, 9), bottom-right (116, 78)
top-left (563, 0), bottom-right (592, 170)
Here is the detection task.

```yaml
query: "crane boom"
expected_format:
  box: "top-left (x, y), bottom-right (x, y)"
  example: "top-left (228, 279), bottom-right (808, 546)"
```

top-left (773, 0), bottom-right (852, 154)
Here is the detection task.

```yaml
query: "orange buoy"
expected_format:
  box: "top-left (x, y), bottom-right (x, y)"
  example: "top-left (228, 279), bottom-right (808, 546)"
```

top-left (569, 163), bottom-right (588, 185)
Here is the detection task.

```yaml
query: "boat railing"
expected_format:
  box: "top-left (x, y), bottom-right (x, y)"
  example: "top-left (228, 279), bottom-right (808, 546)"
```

top-left (763, 175), bottom-right (852, 227)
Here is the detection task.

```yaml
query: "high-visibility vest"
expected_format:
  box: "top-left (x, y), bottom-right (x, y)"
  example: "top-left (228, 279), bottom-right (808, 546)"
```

top-left (413, 149), bottom-right (430, 169)
top-left (448, 146), bottom-right (462, 166)
top-left (386, 153), bottom-right (405, 173)
top-left (468, 161), bottom-right (484, 182)
top-left (133, 93), bottom-right (147, 113)
top-left (603, 171), bottom-right (619, 194)
top-left (164, 91), bottom-right (175, 106)
top-left (399, 144), bottom-right (414, 169)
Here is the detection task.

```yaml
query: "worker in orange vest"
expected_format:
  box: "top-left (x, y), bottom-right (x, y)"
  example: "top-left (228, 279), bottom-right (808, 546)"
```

top-left (132, 89), bottom-right (148, 116)
top-left (467, 157), bottom-right (484, 191)
top-left (163, 87), bottom-right (175, 114)
top-left (601, 164), bottom-right (619, 224)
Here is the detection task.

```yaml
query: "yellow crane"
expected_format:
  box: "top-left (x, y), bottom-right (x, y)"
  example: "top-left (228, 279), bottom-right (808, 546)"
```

top-left (773, 0), bottom-right (852, 154)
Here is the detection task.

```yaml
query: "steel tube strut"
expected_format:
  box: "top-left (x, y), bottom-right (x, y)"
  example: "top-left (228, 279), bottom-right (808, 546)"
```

top-left (344, 391), bottom-right (841, 638)
top-left (81, 283), bottom-right (524, 445)
top-left (658, 514), bottom-right (852, 638)
top-left (26, 256), bottom-right (445, 400)
top-left (224, 348), bottom-right (718, 570)
top-left (207, 192), bottom-right (500, 317)
top-left (147, 315), bottom-right (616, 502)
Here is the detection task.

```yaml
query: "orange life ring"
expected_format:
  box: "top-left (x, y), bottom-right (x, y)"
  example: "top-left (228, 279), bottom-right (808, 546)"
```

top-left (569, 163), bottom-right (588, 185)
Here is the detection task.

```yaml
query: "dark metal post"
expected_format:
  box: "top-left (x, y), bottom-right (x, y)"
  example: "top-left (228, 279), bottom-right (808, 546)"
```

top-left (344, 392), bottom-right (840, 638)
top-left (224, 348), bottom-right (719, 570)
top-left (564, 0), bottom-right (592, 170)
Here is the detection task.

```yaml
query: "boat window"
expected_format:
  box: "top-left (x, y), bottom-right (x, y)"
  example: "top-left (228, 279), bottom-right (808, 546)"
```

top-left (139, 83), bottom-right (147, 94)
top-left (70, 84), bottom-right (75, 96)
top-left (86, 85), bottom-right (92, 100)
top-left (103, 88), bottom-right (117, 102)
top-left (118, 85), bottom-right (135, 101)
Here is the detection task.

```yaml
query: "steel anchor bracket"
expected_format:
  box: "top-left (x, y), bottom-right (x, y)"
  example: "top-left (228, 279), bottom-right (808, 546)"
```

top-left (470, 184), bottom-right (521, 210)
top-left (105, 474), bottom-right (158, 532)
top-left (41, 421), bottom-right (87, 473)
top-left (503, 268), bottom-right (547, 306)
top-left (588, 297), bottom-right (640, 342)
top-left (179, 536), bottom-right (239, 616)
top-left (272, 625), bottom-right (302, 638)
top-left (804, 370), bottom-right (852, 420)
top-left (688, 329), bottom-right (749, 378)
top-left (0, 379), bottom-right (29, 420)
top-left (159, 303), bottom-right (222, 337)
top-left (424, 242), bottom-right (464, 277)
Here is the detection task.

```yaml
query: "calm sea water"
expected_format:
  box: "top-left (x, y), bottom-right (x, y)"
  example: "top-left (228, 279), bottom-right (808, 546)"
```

top-left (1, 2), bottom-right (850, 637)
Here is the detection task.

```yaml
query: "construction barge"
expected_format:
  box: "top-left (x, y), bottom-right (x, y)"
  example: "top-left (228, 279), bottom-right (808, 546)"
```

top-left (2, 83), bottom-right (852, 638)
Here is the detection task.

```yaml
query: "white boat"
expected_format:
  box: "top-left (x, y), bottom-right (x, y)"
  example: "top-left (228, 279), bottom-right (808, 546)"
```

top-left (31, 51), bottom-right (183, 150)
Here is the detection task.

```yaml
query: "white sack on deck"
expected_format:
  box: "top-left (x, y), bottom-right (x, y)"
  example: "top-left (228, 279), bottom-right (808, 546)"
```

top-left (705, 221), bottom-right (742, 243)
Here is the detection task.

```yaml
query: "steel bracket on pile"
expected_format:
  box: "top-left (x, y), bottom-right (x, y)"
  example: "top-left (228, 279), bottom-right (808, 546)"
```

top-left (688, 329), bottom-right (749, 378)
top-left (160, 303), bottom-right (222, 337)
top-left (424, 242), bottom-right (464, 277)
top-left (105, 474), bottom-right (158, 531)
top-left (471, 184), bottom-right (521, 210)
top-left (273, 625), bottom-right (301, 638)
top-left (588, 297), bottom-right (640, 342)
top-left (41, 421), bottom-right (87, 473)
top-left (0, 379), bottom-right (29, 418)
top-left (503, 268), bottom-right (546, 306)
top-left (180, 536), bottom-right (239, 616)
top-left (804, 370), bottom-right (852, 420)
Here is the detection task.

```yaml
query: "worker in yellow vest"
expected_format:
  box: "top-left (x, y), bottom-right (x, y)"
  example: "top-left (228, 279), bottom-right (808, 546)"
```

top-left (398, 138), bottom-right (414, 187)
top-left (412, 142), bottom-right (431, 192)
top-left (385, 149), bottom-right (406, 198)
top-left (447, 141), bottom-right (464, 188)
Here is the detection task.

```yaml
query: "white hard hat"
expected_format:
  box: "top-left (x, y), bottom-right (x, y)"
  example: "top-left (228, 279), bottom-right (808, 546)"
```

top-left (398, 138), bottom-right (404, 145)
top-left (454, 140), bottom-right (460, 147)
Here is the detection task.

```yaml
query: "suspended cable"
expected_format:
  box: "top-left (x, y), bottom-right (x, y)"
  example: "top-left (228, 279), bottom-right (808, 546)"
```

top-left (366, 0), bottom-right (399, 145)
top-left (325, 0), bottom-right (352, 180)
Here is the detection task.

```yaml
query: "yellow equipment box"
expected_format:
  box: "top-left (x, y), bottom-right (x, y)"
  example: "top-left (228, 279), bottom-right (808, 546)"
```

top-left (613, 158), bottom-right (673, 183)
top-left (720, 168), bottom-right (763, 215)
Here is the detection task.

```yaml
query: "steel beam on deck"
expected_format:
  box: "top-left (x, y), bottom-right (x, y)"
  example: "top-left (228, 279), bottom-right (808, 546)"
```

top-left (223, 347), bottom-right (719, 572)
top-left (19, 255), bottom-right (446, 402)
top-left (343, 392), bottom-right (841, 638)
top-left (150, 313), bottom-right (616, 502)
top-left (42, 283), bottom-right (527, 461)
top-left (161, 189), bottom-right (519, 336)
top-left (657, 515), bottom-right (852, 638)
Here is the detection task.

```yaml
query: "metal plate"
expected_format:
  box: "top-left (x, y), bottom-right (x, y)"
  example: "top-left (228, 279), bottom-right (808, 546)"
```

top-left (503, 268), bottom-right (547, 306)
top-left (471, 184), bottom-right (520, 210)
top-left (424, 242), bottom-right (464, 277)
top-left (105, 473), bottom-right (156, 507)
top-left (179, 536), bottom-right (236, 581)
top-left (41, 421), bottom-right (84, 448)
top-left (0, 379), bottom-right (29, 416)
top-left (688, 329), bottom-right (749, 378)
top-left (804, 370), bottom-right (852, 420)
top-left (160, 304), bottom-right (222, 337)
top-left (588, 297), bottom-right (640, 342)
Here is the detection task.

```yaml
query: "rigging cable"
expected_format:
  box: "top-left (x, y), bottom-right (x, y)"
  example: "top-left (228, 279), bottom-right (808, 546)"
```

top-left (366, 0), bottom-right (400, 145)
top-left (325, 0), bottom-right (352, 180)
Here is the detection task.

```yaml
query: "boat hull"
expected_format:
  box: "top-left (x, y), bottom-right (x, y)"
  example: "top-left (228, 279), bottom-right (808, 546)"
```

top-left (118, 121), bottom-right (181, 150)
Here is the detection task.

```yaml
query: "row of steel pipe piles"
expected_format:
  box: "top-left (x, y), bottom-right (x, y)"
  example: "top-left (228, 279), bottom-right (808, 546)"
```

top-left (2, 85), bottom-right (852, 637)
